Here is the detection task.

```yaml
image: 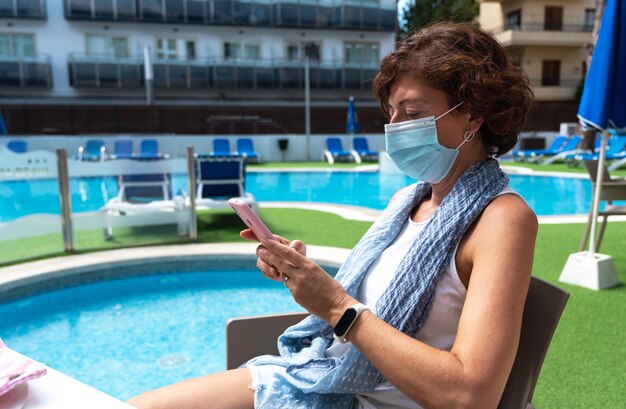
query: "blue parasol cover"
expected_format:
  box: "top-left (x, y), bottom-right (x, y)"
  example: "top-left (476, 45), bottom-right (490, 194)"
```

top-left (577, 0), bottom-right (626, 131)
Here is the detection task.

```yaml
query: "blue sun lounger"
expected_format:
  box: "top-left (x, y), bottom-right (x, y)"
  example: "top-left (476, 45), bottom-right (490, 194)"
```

top-left (235, 138), bottom-right (261, 163)
top-left (194, 156), bottom-right (257, 211)
top-left (541, 136), bottom-right (584, 164)
top-left (210, 138), bottom-right (235, 157)
top-left (564, 137), bottom-right (626, 165)
top-left (512, 135), bottom-right (568, 162)
top-left (322, 137), bottom-right (360, 164)
top-left (78, 139), bottom-right (106, 161)
top-left (353, 137), bottom-right (378, 162)
top-left (111, 139), bottom-right (134, 159)
top-left (136, 139), bottom-right (169, 160)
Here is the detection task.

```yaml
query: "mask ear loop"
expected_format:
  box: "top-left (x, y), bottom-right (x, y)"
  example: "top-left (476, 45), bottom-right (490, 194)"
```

top-left (456, 130), bottom-right (475, 150)
top-left (435, 101), bottom-right (465, 121)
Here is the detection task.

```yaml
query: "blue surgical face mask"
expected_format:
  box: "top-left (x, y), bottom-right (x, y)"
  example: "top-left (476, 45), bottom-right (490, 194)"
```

top-left (384, 101), bottom-right (471, 184)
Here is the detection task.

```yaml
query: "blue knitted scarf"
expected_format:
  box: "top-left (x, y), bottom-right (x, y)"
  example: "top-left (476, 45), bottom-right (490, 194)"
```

top-left (246, 158), bottom-right (509, 408)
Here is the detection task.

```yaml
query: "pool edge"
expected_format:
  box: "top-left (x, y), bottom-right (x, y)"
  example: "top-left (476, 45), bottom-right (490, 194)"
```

top-left (0, 243), bottom-right (350, 304)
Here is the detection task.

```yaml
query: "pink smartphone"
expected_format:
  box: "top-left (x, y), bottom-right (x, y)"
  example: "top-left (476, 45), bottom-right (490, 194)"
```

top-left (228, 198), bottom-right (276, 241)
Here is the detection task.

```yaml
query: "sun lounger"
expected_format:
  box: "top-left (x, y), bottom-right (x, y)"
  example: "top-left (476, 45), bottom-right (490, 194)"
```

top-left (78, 139), bottom-right (106, 161)
top-left (194, 157), bottom-right (258, 211)
top-left (322, 137), bottom-right (360, 164)
top-left (210, 138), bottom-right (235, 157)
top-left (352, 137), bottom-right (378, 162)
top-left (564, 137), bottom-right (626, 166)
top-left (235, 138), bottom-right (261, 163)
top-left (136, 139), bottom-right (169, 160)
top-left (101, 173), bottom-right (188, 239)
top-left (110, 139), bottom-right (134, 159)
top-left (541, 136), bottom-right (584, 164)
top-left (512, 135), bottom-right (567, 162)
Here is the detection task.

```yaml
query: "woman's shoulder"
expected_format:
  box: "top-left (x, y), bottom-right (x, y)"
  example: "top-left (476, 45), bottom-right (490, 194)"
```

top-left (478, 190), bottom-right (538, 236)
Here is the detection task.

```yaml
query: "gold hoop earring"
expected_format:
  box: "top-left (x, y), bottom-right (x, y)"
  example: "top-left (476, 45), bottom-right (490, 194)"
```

top-left (463, 131), bottom-right (475, 142)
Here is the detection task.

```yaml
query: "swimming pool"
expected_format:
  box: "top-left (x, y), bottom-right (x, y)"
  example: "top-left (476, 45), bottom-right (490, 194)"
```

top-left (0, 266), bottom-right (305, 401)
top-left (0, 170), bottom-right (595, 222)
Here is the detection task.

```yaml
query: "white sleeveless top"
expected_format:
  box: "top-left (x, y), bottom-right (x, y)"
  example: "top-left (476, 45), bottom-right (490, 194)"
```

top-left (325, 187), bottom-right (519, 409)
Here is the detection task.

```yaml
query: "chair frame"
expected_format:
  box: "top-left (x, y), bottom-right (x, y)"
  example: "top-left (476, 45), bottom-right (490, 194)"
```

top-left (226, 276), bottom-right (569, 409)
top-left (579, 160), bottom-right (626, 252)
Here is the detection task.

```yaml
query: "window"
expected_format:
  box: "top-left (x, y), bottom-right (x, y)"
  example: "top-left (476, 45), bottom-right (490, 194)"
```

top-left (224, 42), bottom-right (260, 61)
top-left (156, 38), bottom-right (196, 60)
top-left (86, 35), bottom-right (128, 58)
top-left (506, 9), bottom-right (522, 30)
top-left (542, 60), bottom-right (561, 86)
top-left (0, 33), bottom-right (36, 56)
top-left (185, 41), bottom-right (196, 60)
top-left (285, 42), bottom-right (321, 62)
top-left (157, 38), bottom-right (177, 60)
top-left (344, 42), bottom-right (379, 65)
top-left (544, 6), bottom-right (563, 31)
top-left (584, 8), bottom-right (596, 32)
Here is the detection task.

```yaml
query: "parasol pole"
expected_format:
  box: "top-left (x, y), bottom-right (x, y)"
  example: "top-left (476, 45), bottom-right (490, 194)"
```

top-left (587, 129), bottom-right (610, 253)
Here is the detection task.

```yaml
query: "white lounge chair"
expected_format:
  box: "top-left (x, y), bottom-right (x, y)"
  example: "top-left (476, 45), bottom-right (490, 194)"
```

top-left (101, 173), bottom-right (189, 239)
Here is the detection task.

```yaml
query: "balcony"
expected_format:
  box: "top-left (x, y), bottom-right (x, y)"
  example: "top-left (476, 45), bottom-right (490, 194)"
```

top-left (65, 0), bottom-right (136, 21)
top-left (64, 0), bottom-right (396, 31)
top-left (0, 54), bottom-right (52, 87)
top-left (528, 77), bottom-right (582, 101)
top-left (490, 22), bottom-right (593, 47)
top-left (0, 0), bottom-right (46, 19)
top-left (68, 54), bottom-right (143, 87)
top-left (156, 59), bottom-right (378, 90)
top-left (68, 54), bottom-right (378, 91)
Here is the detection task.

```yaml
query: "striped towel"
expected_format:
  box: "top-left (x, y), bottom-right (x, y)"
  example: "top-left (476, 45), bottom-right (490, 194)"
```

top-left (0, 339), bottom-right (47, 396)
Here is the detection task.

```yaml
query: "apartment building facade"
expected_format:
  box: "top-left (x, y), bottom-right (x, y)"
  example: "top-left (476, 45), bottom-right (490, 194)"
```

top-left (479, 0), bottom-right (596, 131)
top-left (0, 0), bottom-right (396, 134)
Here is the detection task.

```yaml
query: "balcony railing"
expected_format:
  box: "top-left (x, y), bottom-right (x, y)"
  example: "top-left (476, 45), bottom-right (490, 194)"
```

top-left (528, 77), bottom-right (582, 88)
top-left (0, 0), bottom-right (46, 19)
top-left (68, 54), bottom-right (143, 87)
top-left (64, 0), bottom-right (396, 31)
top-left (0, 54), bottom-right (52, 87)
top-left (64, 0), bottom-right (136, 21)
top-left (68, 54), bottom-right (379, 90)
top-left (490, 21), bottom-right (594, 34)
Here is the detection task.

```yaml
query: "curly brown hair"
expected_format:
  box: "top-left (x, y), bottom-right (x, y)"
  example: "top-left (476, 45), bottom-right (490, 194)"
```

top-left (373, 22), bottom-right (534, 156)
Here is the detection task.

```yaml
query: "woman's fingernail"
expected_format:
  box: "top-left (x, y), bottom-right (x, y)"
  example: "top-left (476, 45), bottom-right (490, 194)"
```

top-left (269, 267), bottom-right (278, 277)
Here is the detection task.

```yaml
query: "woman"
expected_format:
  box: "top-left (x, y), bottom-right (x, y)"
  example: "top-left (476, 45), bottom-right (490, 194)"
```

top-left (128, 22), bottom-right (536, 409)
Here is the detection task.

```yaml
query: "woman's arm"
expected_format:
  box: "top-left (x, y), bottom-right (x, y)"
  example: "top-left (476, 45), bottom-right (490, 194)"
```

top-left (258, 194), bottom-right (537, 409)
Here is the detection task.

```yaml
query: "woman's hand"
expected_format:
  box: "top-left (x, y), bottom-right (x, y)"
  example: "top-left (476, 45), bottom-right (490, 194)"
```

top-left (240, 229), bottom-right (305, 282)
top-left (242, 229), bottom-right (354, 324)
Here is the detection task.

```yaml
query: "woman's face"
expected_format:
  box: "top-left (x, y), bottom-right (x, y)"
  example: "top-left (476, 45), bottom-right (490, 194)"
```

top-left (387, 75), bottom-right (471, 149)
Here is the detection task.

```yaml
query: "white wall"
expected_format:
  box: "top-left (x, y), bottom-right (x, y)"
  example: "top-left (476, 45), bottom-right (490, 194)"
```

top-left (3, 133), bottom-right (387, 162)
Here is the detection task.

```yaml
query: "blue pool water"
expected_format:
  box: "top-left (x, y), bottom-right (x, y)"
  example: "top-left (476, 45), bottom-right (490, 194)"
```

top-left (0, 270), bottom-right (302, 400)
top-left (0, 171), bottom-right (595, 222)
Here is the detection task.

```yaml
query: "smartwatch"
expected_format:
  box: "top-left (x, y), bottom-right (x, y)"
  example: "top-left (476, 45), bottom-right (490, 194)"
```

top-left (333, 303), bottom-right (370, 343)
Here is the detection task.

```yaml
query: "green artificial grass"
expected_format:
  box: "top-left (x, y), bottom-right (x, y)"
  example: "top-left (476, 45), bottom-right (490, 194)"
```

top-left (530, 221), bottom-right (626, 408)
top-left (1, 208), bottom-right (625, 407)
top-left (499, 159), bottom-right (626, 178)
top-left (248, 161), bottom-right (370, 169)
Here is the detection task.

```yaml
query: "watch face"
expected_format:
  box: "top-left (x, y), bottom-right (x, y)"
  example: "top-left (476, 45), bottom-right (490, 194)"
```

top-left (334, 308), bottom-right (357, 336)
